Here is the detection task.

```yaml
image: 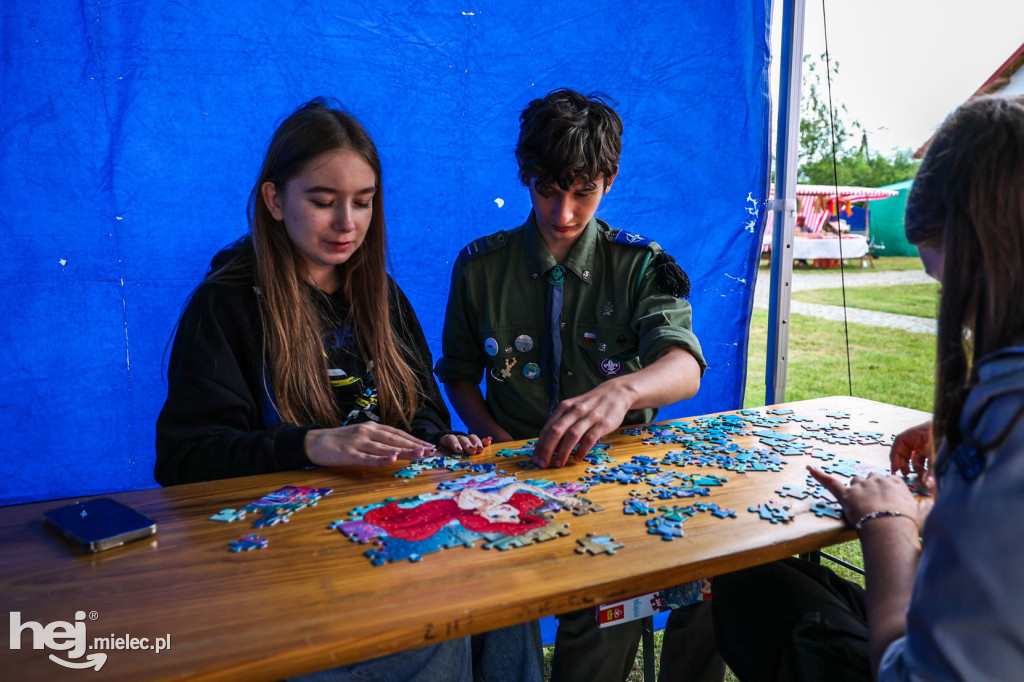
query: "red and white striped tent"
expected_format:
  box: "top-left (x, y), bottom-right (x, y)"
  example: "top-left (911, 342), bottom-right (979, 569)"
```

top-left (767, 184), bottom-right (899, 233)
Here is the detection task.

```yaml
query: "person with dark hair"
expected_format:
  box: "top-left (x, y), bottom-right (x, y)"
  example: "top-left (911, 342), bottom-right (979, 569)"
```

top-left (155, 98), bottom-right (489, 680)
top-left (436, 88), bottom-right (722, 681)
top-left (710, 94), bottom-right (1024, 681)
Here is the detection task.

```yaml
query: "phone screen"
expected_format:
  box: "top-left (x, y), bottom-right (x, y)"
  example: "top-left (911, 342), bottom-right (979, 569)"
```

top-left (43, 498), bottom-right (157, 553)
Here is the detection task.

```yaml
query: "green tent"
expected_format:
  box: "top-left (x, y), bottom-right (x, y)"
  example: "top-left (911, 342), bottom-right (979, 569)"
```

top-left (869, 179), bottom-right (918, 257)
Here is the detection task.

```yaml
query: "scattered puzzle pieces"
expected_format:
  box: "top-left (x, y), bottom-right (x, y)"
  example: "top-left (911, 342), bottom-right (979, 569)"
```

top-left (702, 504), bottom-right (737, 519)
top-left (317, 405), bottom-right (898, 567)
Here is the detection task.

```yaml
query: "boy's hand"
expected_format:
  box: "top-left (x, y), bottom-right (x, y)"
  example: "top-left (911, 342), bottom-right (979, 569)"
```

top-left (532, 381), bottom-right (635, 468)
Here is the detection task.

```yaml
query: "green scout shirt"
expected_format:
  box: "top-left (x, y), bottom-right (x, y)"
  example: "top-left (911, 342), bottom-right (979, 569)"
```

top-left (435, 213), bottom-right (706, 440)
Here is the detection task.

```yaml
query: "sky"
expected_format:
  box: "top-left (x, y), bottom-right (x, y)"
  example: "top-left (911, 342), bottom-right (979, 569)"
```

top-left (770, 0), bottom-right (1024, 156)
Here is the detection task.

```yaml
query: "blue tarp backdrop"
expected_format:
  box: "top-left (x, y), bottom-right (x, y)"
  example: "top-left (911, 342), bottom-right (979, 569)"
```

top-left (0, 1), bottom-right (772, 506)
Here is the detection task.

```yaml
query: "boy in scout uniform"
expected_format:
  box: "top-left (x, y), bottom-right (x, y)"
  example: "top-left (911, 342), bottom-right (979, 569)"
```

top-left (435, 89), bottom-right (724, 682)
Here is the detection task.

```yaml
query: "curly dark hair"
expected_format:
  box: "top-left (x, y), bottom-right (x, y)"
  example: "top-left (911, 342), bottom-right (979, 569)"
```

top-left (516, 88), bottom-right (623, 191)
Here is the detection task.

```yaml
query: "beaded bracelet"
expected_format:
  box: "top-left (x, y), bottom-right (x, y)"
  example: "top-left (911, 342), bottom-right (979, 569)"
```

top-left (854, 510), bottom-right (907, 531)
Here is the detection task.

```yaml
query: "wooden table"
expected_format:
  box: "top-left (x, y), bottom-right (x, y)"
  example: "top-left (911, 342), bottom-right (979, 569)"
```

top-left (0, 396), bottom-right (928, 681)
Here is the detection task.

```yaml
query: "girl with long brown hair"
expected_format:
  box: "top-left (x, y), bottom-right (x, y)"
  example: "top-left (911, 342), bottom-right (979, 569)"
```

top-left (156, 98), bottom-right (486, 485)
top-left (154, 98), bottom-right (491, 679)
top-left (710, 95), bottom-right (1024, 681)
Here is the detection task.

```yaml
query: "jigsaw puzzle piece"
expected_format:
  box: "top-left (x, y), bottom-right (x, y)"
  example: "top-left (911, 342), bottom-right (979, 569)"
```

top-left (775, 485), bottom-right (811, 500)
top-left (575, 533), bottom-right (624, 555)
top-left (747, 501), bottom-right (793, 524)
top-left (646, 517), bottom-right (685, 540)
top-left (209, 508), bottom-right (246, 522)
top-left (229, 534), bottom-right (268, 552)
top-left (657, 505), bottom-right (697, 522)
top-left (708, 505), bottom-right (737, 519)
top-left (810, 501), bottom-right (844, 519)
top-left (623, 499), bottom-right (653, 516)
top-left (810, 448), bottom-right (837, 461)
top-left (570, 501), bottom-right (605, 516)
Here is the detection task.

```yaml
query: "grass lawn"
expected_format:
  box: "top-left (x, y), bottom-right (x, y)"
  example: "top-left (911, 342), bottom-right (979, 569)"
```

top-left (743, 310), bottom-right (936, 412)
top-left (765, 255), bottom-right (923, 274)
top-left (793, 283), bottom-right (940, 318)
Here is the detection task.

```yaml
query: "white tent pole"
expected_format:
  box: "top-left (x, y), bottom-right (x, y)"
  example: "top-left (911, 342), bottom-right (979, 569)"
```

top-left (765, 0), bottom-right (806, 406)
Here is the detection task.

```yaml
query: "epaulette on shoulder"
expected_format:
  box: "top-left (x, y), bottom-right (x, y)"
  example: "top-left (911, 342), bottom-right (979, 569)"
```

top-left (606, 228), bottom-right (691, 298)
top-left (457, 230), bottom-right (509, 266)
top-left (606, 228), bottom-right (654, 249)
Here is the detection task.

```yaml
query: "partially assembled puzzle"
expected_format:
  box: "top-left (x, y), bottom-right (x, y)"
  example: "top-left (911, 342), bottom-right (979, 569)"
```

top-left (330, 471), bottom-right (598, 565)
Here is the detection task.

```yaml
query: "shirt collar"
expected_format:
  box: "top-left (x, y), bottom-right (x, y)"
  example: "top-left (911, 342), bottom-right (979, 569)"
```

top-left (523, 212), bottom-right (597, 285)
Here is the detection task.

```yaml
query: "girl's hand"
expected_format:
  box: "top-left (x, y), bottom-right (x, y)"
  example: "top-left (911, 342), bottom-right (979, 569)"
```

top-left (890, 421), bottom-right (932, 477)
top-left (809, 466), bottom-right (933, 533)
top-left (305, 422), bottom-right (435, 467)
top-left (439, 433), bottom-right (492, 456)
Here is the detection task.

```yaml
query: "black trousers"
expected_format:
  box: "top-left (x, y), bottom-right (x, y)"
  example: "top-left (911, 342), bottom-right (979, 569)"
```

top-left (711, 558), bottom-right (872, 682)
top-left (551, 599), bottom-right (725, 682)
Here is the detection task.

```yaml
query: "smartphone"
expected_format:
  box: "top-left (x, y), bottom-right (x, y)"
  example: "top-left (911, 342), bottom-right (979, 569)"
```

top-left (43, 498), bottom-right (157, 553)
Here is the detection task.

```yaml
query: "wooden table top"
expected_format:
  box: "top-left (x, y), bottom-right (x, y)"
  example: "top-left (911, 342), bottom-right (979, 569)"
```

top-left (0, 396), bottom-right (929, 681)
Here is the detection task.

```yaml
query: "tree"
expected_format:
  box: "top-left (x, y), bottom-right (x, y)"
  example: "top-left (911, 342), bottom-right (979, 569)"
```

top-left (798, 54), bottom-right (919, 187)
